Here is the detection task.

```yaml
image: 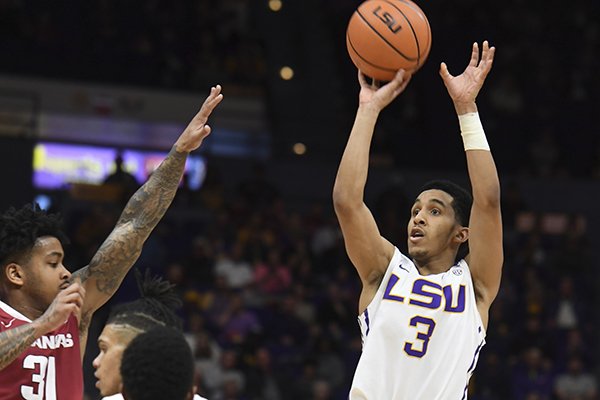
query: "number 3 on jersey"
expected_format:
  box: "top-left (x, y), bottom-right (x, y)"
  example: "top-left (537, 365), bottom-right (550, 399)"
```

top-left (21, 355), bottom-right (56, 400)
top-left (404, 316), bottom-right (436, 358)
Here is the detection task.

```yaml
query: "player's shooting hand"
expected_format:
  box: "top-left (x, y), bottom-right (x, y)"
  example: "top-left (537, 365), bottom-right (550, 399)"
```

top-left (174, 85), bottom-right (224, 153)
top-left (358, 69), bottom-right (411, 112)
top-left (35, 278), bottom-right (85, 334)
top-left (439, 41), bottom-right (495, 108)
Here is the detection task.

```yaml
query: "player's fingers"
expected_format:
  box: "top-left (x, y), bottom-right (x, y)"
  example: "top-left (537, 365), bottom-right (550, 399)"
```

top-left (393, 74), bottom-right (411, 97)
top-left (386, 69), bottom-right (406, 88)
top-left (439, 62), bottom-right (453, 80)
top-left (480, 41), bottom-right (491, 64)
top-left (468, 42), bottom-right (479, 67)
top-left (358, 70), bottom-right (368, 87)
top-left (60, 282), bottom-right (80, 296)
top-left (485, 46), bottom-right (496, 65)
top-left (61, 292), bottom-right (84, 309)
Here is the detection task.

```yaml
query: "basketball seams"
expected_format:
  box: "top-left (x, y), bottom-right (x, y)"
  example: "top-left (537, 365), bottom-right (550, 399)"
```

top-left (355, 6), bottom-right (417, 62)
top-left (380, 0), bottom-right (421, 67)
top-left (396, 0), bottom-right (431, 58)
top-left (346, 30), bottom-right (399, 74)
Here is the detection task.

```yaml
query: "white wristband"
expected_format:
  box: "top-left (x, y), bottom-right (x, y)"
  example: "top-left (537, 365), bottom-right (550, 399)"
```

top-left (459, 112), bottom-right (490, 151)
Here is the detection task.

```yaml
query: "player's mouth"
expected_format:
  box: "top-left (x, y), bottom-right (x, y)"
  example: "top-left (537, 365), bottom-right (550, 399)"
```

top-left (59, 282), bottom-right (70, 290)
top-left (409, 228), bottom-right (425, 243)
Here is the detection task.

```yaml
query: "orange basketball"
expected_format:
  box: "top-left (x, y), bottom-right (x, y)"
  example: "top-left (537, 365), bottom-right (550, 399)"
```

top-left (346, 0), bottom-right (432, 81)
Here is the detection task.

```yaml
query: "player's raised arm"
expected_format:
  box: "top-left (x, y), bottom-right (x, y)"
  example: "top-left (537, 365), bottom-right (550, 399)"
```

top-left (71, 86), bottom-right (223, 344)
top-left (440, 41), bottom-right (503, 326)
top-left (333, 70), bottom-right (411, 288)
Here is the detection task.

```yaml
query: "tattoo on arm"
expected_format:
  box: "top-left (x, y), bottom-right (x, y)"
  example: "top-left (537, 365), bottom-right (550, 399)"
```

top-left (85, 148), bottom-right (187, 300)
top-left (0, 324), bottom-right (37, 370)
top-left (78, 311), bottom-right (92, 362)
top-left (117, 147), bottom-right (187, 230)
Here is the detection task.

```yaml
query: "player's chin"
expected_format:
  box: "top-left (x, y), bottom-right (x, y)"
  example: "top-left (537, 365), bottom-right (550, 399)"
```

top-left (95, 380), bottom-right (108, 395)
top-left (407, 246), bottom-right (427, 260)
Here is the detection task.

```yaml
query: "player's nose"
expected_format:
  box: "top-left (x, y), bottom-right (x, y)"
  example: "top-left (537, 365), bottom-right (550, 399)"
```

top-left (60, 265), bottom-right (71, 280)
top-left (413, 211), bottom-right (426, 225)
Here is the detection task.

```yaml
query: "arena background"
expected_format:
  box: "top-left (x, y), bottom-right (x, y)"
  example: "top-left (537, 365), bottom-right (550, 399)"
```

top-left (0, 1), bottom-right (598, 399)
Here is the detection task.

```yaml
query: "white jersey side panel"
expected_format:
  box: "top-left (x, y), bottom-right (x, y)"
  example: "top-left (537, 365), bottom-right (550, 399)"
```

top-left (350, 248), bottom-right (486, 400)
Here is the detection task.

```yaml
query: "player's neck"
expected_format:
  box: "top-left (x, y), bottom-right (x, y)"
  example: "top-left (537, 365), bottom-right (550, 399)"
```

top-left (413, 253), bottom-right (456, 275)
top-left (6, 293), bottom-right (44, 321)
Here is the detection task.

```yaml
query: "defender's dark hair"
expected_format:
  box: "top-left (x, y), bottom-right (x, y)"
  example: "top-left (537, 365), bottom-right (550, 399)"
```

top-left (0, 204), bottom-right (68, 267)
top-left (418, 180), bottom-right (472, 227)
top-left (107, 269), bottom-right (183, 331)
top-left (417, 180), bottom-right (472, 261)
top-left (121, 326), bottom-right (194, 400)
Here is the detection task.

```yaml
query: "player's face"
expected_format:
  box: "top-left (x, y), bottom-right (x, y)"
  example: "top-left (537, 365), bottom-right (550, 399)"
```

top-left (24, 236), bottom-right (71, 310)
top-left (93, 324), bottom-right (136, 396)
top-left (407, 189), bottom-right (465, 262)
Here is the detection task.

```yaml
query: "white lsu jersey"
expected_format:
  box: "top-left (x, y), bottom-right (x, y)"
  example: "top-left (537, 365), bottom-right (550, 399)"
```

top-left (350, 248), bottom-right (486, 400)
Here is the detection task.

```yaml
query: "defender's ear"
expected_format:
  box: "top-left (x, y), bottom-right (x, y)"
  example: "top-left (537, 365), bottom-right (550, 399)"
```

top-left (454, 226), bottom-right (469, 244)
top-left (5, 263), bottom-right (25, 287)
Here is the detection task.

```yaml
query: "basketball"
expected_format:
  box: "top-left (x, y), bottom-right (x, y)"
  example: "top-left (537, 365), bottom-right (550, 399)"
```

top-left (346, 0), bottom-right (432, 81)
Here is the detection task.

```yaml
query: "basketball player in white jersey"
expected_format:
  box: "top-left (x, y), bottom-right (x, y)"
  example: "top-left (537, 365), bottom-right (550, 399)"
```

top-left (333, 41), bottom-right (502, 399)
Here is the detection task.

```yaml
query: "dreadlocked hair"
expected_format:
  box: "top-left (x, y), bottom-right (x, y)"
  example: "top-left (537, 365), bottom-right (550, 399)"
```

top-left (0, 203), bottom-right (68, 267)
top-left (107, 269), bottom-right (183, 332)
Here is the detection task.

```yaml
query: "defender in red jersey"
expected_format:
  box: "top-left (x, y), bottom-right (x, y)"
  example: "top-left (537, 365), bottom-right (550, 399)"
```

top-left (0, 85), bottom-right (224, 399)
top-left (0, 304), bottom-right (82, 399)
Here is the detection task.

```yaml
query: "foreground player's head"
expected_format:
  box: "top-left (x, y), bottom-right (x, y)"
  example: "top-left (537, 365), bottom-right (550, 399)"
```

top-left (93, 270), bottom-right (182, 396)
top-left (0, 204), bottom-right (70, 310)
top-left (121, 326), bottom-right (194, 400)
top-left (407, 180), bottom-right (472, 263)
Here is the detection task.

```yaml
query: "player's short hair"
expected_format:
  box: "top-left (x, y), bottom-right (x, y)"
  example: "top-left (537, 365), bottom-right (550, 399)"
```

top-left (417, 180), bottom-right (472, 227)
top-left (417, 180), bottom-right (472, 261)
top-left (0, 204), bottom-right (68, 268)
top-left (107, 269), bottom-right (183, 331)
top-left (120, 326), bottom-right (194, 400)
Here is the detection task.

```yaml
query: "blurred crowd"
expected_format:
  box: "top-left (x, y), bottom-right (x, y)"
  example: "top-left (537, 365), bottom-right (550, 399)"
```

top-left (0, 0), bottom-right (266, 90)
top-left (52, 164), bottom-right (597, 400)
top-left (2, 0), bottom-right (599, 175)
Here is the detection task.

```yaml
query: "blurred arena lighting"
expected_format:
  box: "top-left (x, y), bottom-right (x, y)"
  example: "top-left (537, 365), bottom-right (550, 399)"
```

top-left (292, 142), bottom-right (306, 155)
top-left (279, 66), bottom-right (294, 80)
top-left (269, 0), bottom-right (282, 12)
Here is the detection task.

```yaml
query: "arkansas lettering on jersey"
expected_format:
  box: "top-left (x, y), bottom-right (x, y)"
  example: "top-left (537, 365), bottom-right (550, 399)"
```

top-left (350, 248), bottom-right (486, 400)
top-left (0, 301), bottom-right (83, 400)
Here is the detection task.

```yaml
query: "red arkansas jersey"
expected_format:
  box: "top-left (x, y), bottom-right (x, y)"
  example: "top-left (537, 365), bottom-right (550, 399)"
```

top-left (0, 301), bottom-right (83, 400)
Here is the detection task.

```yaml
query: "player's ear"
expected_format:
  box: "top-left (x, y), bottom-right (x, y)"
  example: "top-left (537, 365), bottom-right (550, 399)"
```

top-left (454, 226), bottom-right (469, 244)
top-left (5, 263), bottom-right (25, 287)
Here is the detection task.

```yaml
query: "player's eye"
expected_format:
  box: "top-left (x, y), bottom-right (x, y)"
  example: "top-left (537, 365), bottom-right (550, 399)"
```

top-left (431, 209), bottom-right (440, 216)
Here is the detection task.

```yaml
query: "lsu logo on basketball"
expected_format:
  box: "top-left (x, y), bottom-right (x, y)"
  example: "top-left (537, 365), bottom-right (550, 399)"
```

top-left (372, 6), bottom-right (402, 33)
